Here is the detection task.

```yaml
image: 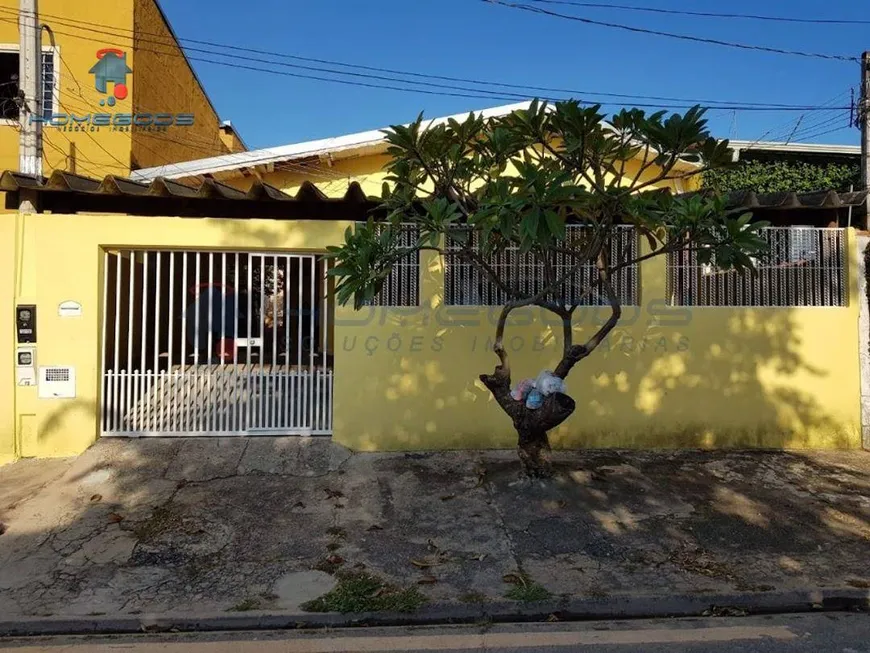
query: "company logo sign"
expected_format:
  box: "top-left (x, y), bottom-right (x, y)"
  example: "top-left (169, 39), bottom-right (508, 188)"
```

top-left (31, 47), bottom-right (195, 130)
top-left (89, 48), bottom-right (130, 107)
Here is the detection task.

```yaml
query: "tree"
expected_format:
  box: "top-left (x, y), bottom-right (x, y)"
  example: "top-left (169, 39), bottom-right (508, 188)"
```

top-left (326, 100), bottom-right (769, 478)
top-left (703, 159), bottom-right (860, 195)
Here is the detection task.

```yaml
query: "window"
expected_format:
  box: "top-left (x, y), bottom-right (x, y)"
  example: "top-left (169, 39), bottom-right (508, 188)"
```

top-left (359, 223), bottom-right (421, 307)
top-left (667, 227), bottom-right (847, 307)
top-left (0, 52), bottom-right (17, 121)
top-left (444, 226), bottom-right (639, 306)
top-left (40, 50), bottom-right (55, 120)
top-left (0, 47), bottom-right (58, 123)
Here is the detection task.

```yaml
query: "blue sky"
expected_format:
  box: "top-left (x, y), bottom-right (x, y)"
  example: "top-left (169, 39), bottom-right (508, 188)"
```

top-left (160, 0), bottom-right (864, 151)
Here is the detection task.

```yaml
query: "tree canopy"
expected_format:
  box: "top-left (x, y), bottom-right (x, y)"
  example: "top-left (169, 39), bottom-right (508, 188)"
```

top-left (326, 100), bottom-right (769, 477)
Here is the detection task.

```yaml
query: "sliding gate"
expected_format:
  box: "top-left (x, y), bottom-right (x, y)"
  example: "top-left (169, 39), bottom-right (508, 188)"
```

top-left (101, 250), bottom-right (334, 436)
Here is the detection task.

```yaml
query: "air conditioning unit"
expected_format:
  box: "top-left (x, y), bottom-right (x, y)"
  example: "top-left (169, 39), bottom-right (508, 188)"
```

top-left (38, 366), bottom-right (76, 399)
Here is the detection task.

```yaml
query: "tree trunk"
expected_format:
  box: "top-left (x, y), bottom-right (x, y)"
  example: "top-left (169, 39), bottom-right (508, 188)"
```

top-left (517, 427), bottom-right (552, 478)
top-left (480, 372), bottom-right (576, 479)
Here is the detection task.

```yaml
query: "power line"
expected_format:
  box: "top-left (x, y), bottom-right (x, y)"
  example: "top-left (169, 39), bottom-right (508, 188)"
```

top-left (769, 90), bottom-right (853, 142)
top-left (31, 16), bottom-right (861, 178)
top-left (9, 9), bottom-right (859, 182)
top-left (791, 122), bottom-right (852, 144)
top-left (787, 112), bottom-right (851, 141)
top-left (481, 0), bottom-right (858, 62)
top-left (48, 49), bottom-right (138, 174)
top-left (48, 38), bottom-right (231, 175)
top-left (0, 8), bottom-right (855, 111)
top-left (42, 58), bottom-right (131, 172)
top-left (521, 0), bottom-right (870, 26)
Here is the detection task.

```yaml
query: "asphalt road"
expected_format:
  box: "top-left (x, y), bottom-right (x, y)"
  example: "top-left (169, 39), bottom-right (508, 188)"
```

top-left (2, 613), bottom-right (869, 652)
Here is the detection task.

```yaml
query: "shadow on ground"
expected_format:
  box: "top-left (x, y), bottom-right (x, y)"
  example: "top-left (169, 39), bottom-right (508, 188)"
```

top-left (0, 439), bottom-right (869, 617)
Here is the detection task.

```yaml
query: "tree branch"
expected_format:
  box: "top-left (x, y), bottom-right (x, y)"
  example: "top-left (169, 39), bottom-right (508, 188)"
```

top-left (538, 132), bottom-right (603, 194)
top-left (489, 296), bottom-right (538, 385)
top-left (554, 251), bottom-right (621, 379)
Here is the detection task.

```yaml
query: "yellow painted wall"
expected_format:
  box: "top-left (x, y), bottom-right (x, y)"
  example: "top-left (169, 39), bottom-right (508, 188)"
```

top-left (228, 153), bottom-right (695, 200)
top-left (0, 0), bottom-right (234, 178)
top-left (218, 124), bottom-right (246, 154)
top-left (0, 0), bottom-right (238, 459)
top-left (2, 209), bottom-right (861, 460)
top-left (332, 235), bottom-right (861, 451)
top-left (8, 212), bottom-right (350, 458)
top-left (0, 0), bottom-right (135, 176)
top-left (130, 0), bottom-right (232, 169)
top-left (0, 215), bottom-right (14, 465)
top-left (0, 141), bottom-right (859, 459)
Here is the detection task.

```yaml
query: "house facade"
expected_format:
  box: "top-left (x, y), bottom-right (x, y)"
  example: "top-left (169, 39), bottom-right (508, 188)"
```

top-left (0, 103), bottom-right (864, 463)
top-left (0, 0), bottom-right (245, 177)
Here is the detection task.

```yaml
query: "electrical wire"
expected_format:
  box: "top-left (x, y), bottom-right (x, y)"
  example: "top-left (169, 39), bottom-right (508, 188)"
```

top-left (739, 89), bottom-right (854, 152)
top-left (520, 0), bottom-right (870, 26)
top-left (787, 113), bottom-right (851, 142)
top-left (767, 89), bottom-right (853, 143)
top-left (9, 8), bottom-right (858, 181)
top-left (0, 8), bottom-right (855, 111)
top-left (790, 120), bottom-right (853, 144)
top-left (481, 0), bottom-right (858, 62)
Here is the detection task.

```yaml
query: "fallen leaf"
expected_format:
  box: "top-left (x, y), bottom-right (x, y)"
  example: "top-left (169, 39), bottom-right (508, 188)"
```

top-left (326, 554), bottom-right (344, 565)
top-left (502, 573), bottom-right (524, 585)
top-left (440, 494), bottom-right (455, 501)
top-left (411, 559), bottom-right (434, 569)
top-left (366, 524), bottom-right (383, 531)
top-left (417, 575), bottom-right (438, 585)
top-left (107, 513), bottom-right (124, 523)
top-left (546, 614), bottom-right (560, 622)
top-left (90, 494), bottom-right (102, 503)
top-left (476, 554), bottom-right (487, 562)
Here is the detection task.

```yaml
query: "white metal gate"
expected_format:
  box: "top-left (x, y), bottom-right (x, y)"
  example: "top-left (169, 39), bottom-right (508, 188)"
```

top-left (101, 250), bottom-right (334, 436)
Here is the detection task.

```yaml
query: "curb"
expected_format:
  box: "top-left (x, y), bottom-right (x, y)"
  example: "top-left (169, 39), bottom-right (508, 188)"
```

top-left (1, 588), bottom-right (868, 637)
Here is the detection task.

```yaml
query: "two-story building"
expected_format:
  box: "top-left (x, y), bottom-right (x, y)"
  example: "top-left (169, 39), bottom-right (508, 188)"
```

top-left (0, 0), bottom-right (245, 177)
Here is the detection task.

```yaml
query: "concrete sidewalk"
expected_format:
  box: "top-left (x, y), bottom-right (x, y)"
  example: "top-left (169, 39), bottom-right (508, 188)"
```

top-left (0, 439), bottom-right (868, 623)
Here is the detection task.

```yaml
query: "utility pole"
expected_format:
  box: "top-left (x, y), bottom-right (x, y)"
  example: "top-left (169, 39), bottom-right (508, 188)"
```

top-left (18, 0), bottom-right (42, 180)
top-left (861, 51), bottom-right (870, 230)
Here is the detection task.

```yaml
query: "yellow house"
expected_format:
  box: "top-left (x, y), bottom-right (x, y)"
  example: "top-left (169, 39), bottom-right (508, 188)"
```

top-left (0, 0), bottom-right (245, 178)
top-left (0, 101), bottom-right (864, 464)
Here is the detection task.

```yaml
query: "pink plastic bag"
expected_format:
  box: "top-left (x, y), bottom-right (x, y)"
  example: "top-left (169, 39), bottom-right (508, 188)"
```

top-left (510, 378), bottom-right (535, 402)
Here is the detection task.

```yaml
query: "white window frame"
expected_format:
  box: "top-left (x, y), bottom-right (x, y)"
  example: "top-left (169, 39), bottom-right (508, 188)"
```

top-left (0, 43), bottom-right (61, 127)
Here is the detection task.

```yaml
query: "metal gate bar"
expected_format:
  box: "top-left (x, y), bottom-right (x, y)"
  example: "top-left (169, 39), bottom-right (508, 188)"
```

top-left (101, 250), bottom-right (334, 436)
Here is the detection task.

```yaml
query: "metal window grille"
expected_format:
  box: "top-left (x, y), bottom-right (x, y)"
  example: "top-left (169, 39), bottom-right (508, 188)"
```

top-left (444, 225), bottom-right (639, 306)
top-left (40, 51), bottom-right (54, 120)
top-left (360, 223), bottom-right (420, 306)
top-left (667, 227), bottom-right (847, 307)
